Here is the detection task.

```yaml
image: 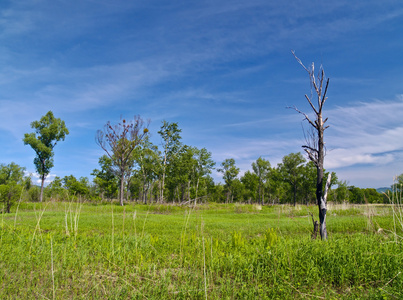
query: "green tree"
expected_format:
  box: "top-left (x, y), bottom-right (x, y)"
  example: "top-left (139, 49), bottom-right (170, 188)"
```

top-left (62, 175), bottom-right (91, 197)
top-left (241, 171), bottom-right (259, 203)
top-left (193, 148), bottom-right (215, 202)
top-left (96, 116), bottom-right (148, 206)
top-left (265, 167), bottom-right (287, 204)
top-left (158, 121), bottom-right (182, 203)
top-left (91, 155), bottom-right (119, 200)
top-left (348, 186), bottom-right (365, 204)
top-left (300, 161), bottom-right (317, 205)
top-left (278, 153), bottom-right (305, 206)
top-left (132, 136), bottom-right (161, 204)
top-left (330, 180), bottom-right (349, 203)
top-left (23, 111), bottom-right (69, 202)
top-left (0, 184), bottom-right (22, 213)
top-left (218, 158), bottom-right (240, 203)
top-left (252, 157), bottom-right (271, 205)
top-left (0, 162), bottom-right (26, 213)
top-left (0, 162), bottom-right (26, 185)
top-left (165, 145), bottom-right (197, 203)
top-left (46, 176), bottom-right (66, 200)
top-left (231, 178), bottom-right (245, 202)
top-left (363, 188), bottom-right (382, 204)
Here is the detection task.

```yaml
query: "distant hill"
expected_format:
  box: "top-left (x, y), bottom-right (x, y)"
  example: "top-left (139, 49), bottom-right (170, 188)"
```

top-left (376, 187), bottom-right (391, 194)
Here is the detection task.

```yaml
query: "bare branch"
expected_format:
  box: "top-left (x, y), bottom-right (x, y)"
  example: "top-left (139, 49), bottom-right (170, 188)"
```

top-left (304, 95), bottom-right (318, 115)
top-left (321, 78), bottom-right (330, 108)
top-left (291, 50), bottom-right (310, 73)
top-left (288, 106), bottom-right (317, 129)
top-left (302, 145), bottom-right (318, 154)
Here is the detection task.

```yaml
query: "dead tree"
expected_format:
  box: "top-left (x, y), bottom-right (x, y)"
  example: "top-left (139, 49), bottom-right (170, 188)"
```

top-left (96, 116), bottom-right (149, 206)
top-left (291, 51), bottom-right (332, 240)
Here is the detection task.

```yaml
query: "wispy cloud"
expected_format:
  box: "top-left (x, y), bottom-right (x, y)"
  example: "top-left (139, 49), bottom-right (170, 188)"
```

top-left (0, 0), bottom-right (402, 190)
top-left (292, 98), bottom-right (403, 169)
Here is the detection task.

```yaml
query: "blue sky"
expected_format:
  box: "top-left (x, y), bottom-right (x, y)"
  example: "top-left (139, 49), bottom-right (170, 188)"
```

top-left (1, 0), bottom-right (403, 188)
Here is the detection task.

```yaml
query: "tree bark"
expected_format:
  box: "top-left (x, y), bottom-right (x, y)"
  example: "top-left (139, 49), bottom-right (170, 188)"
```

top-left (40, 174), bottom-right (45, 202)
top-left (119, 171), bottom-right (125, 206)
top-left (319, 173), bottom-right (332, 240)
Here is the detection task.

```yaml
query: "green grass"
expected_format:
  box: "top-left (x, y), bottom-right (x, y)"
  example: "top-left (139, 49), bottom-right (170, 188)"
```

top-left (1, 202), bottom-right (402, 299)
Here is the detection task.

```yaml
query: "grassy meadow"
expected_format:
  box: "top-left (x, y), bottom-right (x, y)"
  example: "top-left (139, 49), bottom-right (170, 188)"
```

top-left (0, 201), bottom-right (402, 299)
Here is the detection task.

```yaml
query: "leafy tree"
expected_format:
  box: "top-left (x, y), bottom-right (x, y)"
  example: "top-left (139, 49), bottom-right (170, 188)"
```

top-left (96, 116), bottom-right (148, 206)
top-left (329, 180), bottom-right (349, 203)
top-left (91, 155), bottom-right (119, 200)
top-left (62, 175), bottom-right (91, 197)
top-left (252, 157), bottom-right (271, 205)
top-left (193, 148), bottom-right (215, 201)
top-left (210, 182), bottom-right (225, 203)
top-left (0, 162), bottom-right (26, 185)
top-left (218, 158), bottom-right (240, 203)
top-left (132, 136), bottom-right (161, 204)
top-left (0, 183), bottom-right (22, 213)
top-left (46, 176), bottom-right (66, 200)
top-left (231, 178), bottom-right (245, 202)
top-left (158, 121), bottom-right (182, 202)
top-left (348, 186), bottom-right (365, 204)
top-left (0, 162), bottom-right (26, 213)
top-left (23, 111), bottom-right (69, 202)
top-left (265, 167), bottom-right (287, 204)
top-left (165, 145), bottom-right (197, 203)
top-left (278, 153), bottom-right (305, 206)
top-left (241, 171), bottom-right (259, 203)
top-left (300, 161), bottom-right (317, 205)
top-left (363, 188), bottom-right (382, 204)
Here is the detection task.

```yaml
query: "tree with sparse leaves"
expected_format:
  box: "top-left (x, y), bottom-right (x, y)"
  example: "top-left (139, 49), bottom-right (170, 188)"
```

top-left (96, 116), bottom-right (148, 206)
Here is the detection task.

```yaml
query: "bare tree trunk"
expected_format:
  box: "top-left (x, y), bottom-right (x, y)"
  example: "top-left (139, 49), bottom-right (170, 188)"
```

top-left (40, 174), bottom-right (45, 202)
top-left (292, 51), bottom-right (331, 240)
top-left (160, 152), bottom-right (167, 203)
top-left (195, 178), bottom-right (199, 202)
top-left (319, 173), bottom-right (332, 239)
top-left (188, 180), bottom-right (191, 201)
top-left (119, 171), bottom-right (125, 206)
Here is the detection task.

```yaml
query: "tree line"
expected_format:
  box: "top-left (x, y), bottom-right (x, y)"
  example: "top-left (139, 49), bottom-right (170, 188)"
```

top-left (0, 113), bottom-right (391, 212)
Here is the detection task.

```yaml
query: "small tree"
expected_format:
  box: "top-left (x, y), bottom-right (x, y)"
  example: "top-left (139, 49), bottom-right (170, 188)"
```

top-left (23, 111), bottom-right (69, 202)
top-left (158, 121), bottom-right (182, 203)
top-left (278, 152), bottom-right (305, 206)
top-left (96, 116), bottom-right (148, 206)
top-left (218, 158), bottom-right (240, 203)
top-left (291, 51), bottom-right (332, 240)
top-left (91, 155), bottom-right (119, 200)
top-left (132, 136), bottom-right (160, 204)
top-left (0, 162), bottom-right (26, 213)
top-left (252, 157), bottom-right (271, 205)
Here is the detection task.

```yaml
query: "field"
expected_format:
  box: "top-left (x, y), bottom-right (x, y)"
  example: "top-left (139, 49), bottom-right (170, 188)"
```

top-left (0, 201), bottom-right (402, 299)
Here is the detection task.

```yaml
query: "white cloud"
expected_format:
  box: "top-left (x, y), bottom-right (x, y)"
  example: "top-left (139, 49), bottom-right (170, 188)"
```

top-left (324, 97), bottom-right (403, 170)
